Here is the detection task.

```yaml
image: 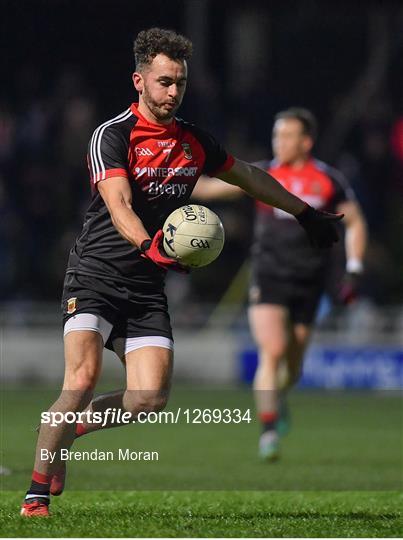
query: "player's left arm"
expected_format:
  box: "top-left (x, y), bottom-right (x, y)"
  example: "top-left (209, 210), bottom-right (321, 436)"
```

top-left (192, 175), bottom-right (243, 201)
top-left (216, 158), bottom-right (343, 248)
top-left (217, 158), bottom-right (306, 215)
top-left (191, 124), bottom-right (341, 248)
top-left (336, 198), bottom-right (367, 303)
top-left (337, 199), bottom-right (367, 273)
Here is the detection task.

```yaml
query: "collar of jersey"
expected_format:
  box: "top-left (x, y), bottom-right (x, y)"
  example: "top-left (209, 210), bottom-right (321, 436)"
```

top-left (130, 102), bottom-right (177, 133)
top-left (273, 157), bottom-right (315, 171)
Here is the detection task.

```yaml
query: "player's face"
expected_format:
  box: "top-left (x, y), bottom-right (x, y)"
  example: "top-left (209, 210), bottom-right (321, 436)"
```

top-left (133, 54), bottom-right (187, 123)
top-left (272, 118), bottom-right (313, 165)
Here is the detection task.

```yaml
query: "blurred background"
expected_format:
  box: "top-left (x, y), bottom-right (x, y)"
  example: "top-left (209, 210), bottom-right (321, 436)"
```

top-left (1, 0), bottom-right (402, 387)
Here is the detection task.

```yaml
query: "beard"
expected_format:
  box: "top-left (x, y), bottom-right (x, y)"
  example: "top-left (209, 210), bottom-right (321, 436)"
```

top-left (142, 86), bottom-right (180, 122)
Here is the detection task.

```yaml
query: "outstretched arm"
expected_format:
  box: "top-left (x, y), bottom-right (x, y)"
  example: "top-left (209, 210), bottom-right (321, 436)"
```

top-left (216, 158), bottom-right (306, 215)
top-left (213, 158), bottom-right (343, 248)
top-left (192, 175), bottom-right (244, 201)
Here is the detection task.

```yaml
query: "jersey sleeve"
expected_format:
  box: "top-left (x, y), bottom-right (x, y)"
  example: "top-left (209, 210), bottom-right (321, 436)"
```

top-left (87, 124), bottom-right (129, 185)
top-left (187, 124), bottom-right (234, 176)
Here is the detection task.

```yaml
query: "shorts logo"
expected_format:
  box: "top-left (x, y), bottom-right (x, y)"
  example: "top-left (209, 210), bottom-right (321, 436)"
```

top-left (181, 142), bottom-right (192, 160)
top-left (67, 297), bottom-right (77, 314)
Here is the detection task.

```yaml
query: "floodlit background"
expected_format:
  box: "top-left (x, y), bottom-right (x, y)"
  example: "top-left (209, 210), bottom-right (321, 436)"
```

top-left (1, 0), bottom-right (402, 388)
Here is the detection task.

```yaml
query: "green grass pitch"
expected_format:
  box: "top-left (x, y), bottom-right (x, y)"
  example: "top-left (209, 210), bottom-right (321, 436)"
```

top-left (1, 387), bottom-right (402, 536)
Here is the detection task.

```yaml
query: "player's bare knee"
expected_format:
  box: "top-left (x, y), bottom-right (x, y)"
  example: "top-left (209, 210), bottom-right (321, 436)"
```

top-left (64, 367), bottom-right (99, 392)
top-left (258, 344), bottom-right (287, 366)
top-left (123, 391), bottom-right (168, 415)
top-left (151, 394), bottom-right (168, 412)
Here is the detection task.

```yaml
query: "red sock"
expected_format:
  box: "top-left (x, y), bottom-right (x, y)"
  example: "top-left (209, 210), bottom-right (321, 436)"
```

top-left (259, 411), bottom-right (278, 432)
top-left (32, 470), bottom-right (52, 484)
top-left (75, 423), bottom-right (87, 437)
top-left (27, 470), bottom-right (52, 497)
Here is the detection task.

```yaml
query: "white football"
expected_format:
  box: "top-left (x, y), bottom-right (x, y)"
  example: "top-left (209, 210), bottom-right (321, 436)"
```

top-left (162, 205), bottom-right (225, 268)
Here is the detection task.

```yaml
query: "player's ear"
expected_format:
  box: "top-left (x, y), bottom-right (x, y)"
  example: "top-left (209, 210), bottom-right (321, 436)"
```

top-left (132, 72), bottom-right (144, 94)
top-left (303, 135), bottom-right (314, 153)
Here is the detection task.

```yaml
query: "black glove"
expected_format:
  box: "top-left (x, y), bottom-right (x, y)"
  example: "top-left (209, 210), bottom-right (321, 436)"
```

top-left (296, 203), bottom-right (344, 249)
top-left (338, 271), bottom-right (361, 305)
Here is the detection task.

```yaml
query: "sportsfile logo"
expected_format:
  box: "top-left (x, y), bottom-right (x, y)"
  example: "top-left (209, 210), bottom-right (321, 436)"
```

top-left (135, 166), bottom-right (198, 178)
top-left (148, 181), bottom-right (188, 197)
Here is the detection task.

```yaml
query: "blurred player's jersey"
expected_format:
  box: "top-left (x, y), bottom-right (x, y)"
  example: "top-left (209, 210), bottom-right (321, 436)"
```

top-left (252, 158), bottom-right (354, 281)
top-left (67, 103), bottom-right (234, 285)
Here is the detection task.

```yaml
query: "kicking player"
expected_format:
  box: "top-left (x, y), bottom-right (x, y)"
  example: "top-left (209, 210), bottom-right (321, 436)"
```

top-left (21, 32), bottom-right (343, 516)
top-left (194, 107), bottom-right (367, 461)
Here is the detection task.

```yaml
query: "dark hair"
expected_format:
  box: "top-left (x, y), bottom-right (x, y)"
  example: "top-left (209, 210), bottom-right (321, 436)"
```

top-left (274, 107), bottom-right (318, 141)
top-left (134, 28), bottom-right (193, 70)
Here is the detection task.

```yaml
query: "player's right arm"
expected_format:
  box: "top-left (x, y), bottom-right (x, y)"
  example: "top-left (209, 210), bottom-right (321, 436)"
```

top-left (97, 176), bottom-right (187, 273)
top-left (97, 176), bottom-right (150, 249)
top-left (88, 120), bottom-right (186, 273)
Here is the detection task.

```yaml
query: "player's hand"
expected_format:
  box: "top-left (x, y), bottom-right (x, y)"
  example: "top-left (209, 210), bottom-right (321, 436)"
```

top-left (338, 271), bottom-right (361, 305)
top-left (140, 230), bottom-right (189, 274)
top-left (296, 203), bottom-right (344, 249)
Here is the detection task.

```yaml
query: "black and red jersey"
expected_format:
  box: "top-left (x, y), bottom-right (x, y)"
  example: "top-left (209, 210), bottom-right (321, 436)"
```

top-left (67, 103), bottom-right (234, 285)
top-left (252, 158), bottom-right (355, 281)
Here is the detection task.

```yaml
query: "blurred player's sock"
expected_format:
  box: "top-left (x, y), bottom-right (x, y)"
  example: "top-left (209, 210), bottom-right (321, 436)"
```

top-left (75, 423), bottom-right (87, 437)
top-left (258, 412), bottom-right (280, 461)
top-left (258, 430), bottom-right (280, 462)
top-left (277, 393), bottom-right (291, 437)
top-left (259, 411), bottom-right (278, 433)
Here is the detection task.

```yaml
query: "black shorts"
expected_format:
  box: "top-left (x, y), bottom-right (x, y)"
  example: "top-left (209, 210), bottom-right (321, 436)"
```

top-left (61, 272), bottom-right (173, 350)
top-left (249, 273), bottom-right (324, 325)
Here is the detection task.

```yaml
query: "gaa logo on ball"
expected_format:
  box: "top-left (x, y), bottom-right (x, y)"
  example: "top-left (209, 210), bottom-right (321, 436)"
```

top-left (163, 205), bottom-right (225, 268)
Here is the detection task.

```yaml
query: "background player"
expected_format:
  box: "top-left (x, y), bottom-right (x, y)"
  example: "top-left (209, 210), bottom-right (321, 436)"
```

top-left (193, 108), bottom-right (367, 460)
top-left (21, 32), bottom-right (343, 517)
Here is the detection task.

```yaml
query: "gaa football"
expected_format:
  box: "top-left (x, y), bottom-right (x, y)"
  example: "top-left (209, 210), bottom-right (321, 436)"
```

top-left (162, 205), bottom-right (225, 268)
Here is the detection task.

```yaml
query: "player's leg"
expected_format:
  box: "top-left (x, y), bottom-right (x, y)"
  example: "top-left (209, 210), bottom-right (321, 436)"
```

top-left (248, 303), bottom-right (289, 460)
top-left (122, 341), bottom-right (173, 415)
top-left (21, 329), bottom-right (104, 516)
top-left (276, 282), bottom-right (322, 438)
top-left (73, 287), bottom-right (174, 434)
top-left (276, 322), bottom-right (312, 436)
top-left (286, 322), bottom-right (312, 387)
top-left (74, 337), bottom-right (174, 434)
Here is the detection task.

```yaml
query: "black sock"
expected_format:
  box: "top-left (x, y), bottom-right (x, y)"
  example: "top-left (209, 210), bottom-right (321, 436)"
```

top-left (26, 480), bottom-right (50, 499)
